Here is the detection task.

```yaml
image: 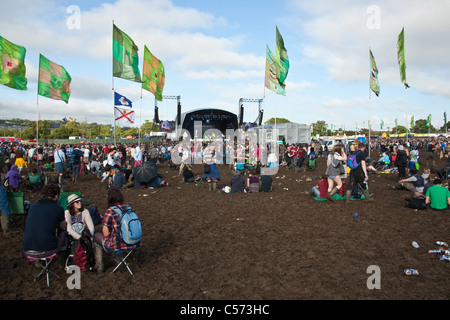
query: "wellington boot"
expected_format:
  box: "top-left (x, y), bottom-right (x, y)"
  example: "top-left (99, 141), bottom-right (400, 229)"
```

top-left (213, 182), bottom-right (217, 191)
top-left (363, 189), bottom-right (374, 202)
top-left (1, 215), bottom-right (10, 235)
top-left (345, 190), bottom-right (352, 203)
top-left (93, 243), bottom-right (104, 273)
top-left (327, 187), bottom-right (339, 202)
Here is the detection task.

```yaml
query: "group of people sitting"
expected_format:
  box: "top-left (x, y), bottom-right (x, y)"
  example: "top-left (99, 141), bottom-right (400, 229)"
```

top-left (20, 184), bottom-right (140, 272)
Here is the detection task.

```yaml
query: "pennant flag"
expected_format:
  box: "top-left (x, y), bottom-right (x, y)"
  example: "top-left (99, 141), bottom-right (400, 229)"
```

top-left (113, 24), bottom-right (141, 82)
top-left (142, 45), bottom-right (165, 101)
top-left (265, 45), bottom-right (285, 96)
top-left (410, 116), bottom-right (414, 128)
top-left (38, 54), bottom-right (71, 103)
top-left (114, 91), bottom-right (132, 108)
top-left (0, 36), bottom-right (27, 90)
top-left (380, 120), bottom-right (384, 130)
top-left (395, 118), bottom-right (398, 129)
top-left (444, 112), bottom-right (447, 125)
top-left (275, 26), bottom-right (289, 89)
top-left (115, 107), bottom-right (135, 125)
top-left (370, 49), bottom-right (380, 96)
top-left (397, 27), bottom-right (409, 88)
top-left (426, 114), bottom-right (431, 127)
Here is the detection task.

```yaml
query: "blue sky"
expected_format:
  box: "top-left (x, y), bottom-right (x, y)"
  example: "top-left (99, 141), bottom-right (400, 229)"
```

top-left (0, 0), bottom-right (449, 132)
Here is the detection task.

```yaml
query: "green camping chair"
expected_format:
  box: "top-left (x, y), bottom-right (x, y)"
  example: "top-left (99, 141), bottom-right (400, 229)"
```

top-left (7, 192), bottom-right (28, 231)
top-left (58, 191), bottom-right (82, 210)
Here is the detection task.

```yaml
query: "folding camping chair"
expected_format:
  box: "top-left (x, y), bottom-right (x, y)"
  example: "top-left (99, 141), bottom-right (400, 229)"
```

top-left (112, 248), bottom-right (138, 275)
top-left (7, 192), bottom-right (27, 231)
top-left (28, 172), bottom-right (44, 192)
top-left (58, 191), bottom-right (82, 210)
top-left (25, 252), bottom-right (60, 287)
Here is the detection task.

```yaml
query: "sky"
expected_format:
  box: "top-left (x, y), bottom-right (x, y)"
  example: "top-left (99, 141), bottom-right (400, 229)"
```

top-left (0, 0), bottom-right (449, 132)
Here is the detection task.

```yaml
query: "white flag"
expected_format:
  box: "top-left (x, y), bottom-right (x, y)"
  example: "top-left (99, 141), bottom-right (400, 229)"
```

top-left (114, 107), bottom-right (135, 124)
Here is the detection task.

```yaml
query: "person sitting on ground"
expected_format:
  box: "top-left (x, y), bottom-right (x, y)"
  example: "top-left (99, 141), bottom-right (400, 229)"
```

top-left (230, 170), bottom-right (245, 194)
top-left (246, 170), bottom-right (260, 193)
top-left (182, 165), bottom-right (195, 183)
top-left (395, 168), bottom-right (430, 197)
top-left (93, 188), bottom-right (140, 272)
top-left (112, 168), bottom-right (126, 189)
top-left (311, 175), bottom-right (329, 200)
top-left (22, 184), bottom-right (67, 263)
top-left (259, 175), bottom-right (273, 192)
top-left (425, 178), bottom-right (450, 210)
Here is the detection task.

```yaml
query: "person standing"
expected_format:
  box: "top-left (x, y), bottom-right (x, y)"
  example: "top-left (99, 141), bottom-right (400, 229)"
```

top-left (395, 145), bottom-right (409, 179)
top-left (345, 143), bottom-right (373, 202)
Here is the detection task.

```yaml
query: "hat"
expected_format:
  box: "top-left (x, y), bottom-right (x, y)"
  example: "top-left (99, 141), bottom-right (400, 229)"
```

top-left (398, 145), bottom-right (404, 150)
top-left (233, 170), bottom-right (241, 176)
top-left (67, 194), bottom-right (82, 206)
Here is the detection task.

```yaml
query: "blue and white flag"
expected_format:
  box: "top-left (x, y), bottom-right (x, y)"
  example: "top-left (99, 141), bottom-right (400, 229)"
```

top-left (114, 91), bottom-right (132, 108)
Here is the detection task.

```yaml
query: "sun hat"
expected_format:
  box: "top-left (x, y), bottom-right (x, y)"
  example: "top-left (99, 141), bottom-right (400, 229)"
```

top-left (67, 194), bottom-right (82, 206)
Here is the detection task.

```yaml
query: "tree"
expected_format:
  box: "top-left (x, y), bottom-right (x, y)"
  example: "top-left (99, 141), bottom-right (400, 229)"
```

top-left (311, 120), bottom-right (327, 135)
top-left (412, 119), bottom-right (436, 133)
top-left (264, 117), bottom-right (290, 125)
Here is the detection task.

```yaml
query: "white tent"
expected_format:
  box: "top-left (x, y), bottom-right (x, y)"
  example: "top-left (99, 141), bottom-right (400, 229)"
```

top-left (253, 122), bottom-right (311, 144)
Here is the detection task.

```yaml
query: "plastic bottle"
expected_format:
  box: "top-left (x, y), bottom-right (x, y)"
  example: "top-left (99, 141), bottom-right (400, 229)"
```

top-left (436, 241), bottom-right (448, 247)
top-left (404, 269), bottom-right (419, 276)
top-left (439, 255), bottom-right (450, 262)
top-left (428, 249), bottom-right (445, 254)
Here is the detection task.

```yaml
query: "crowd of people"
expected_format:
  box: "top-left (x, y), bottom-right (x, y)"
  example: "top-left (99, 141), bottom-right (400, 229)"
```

top-left (0, 136), bottom-right (449, 274)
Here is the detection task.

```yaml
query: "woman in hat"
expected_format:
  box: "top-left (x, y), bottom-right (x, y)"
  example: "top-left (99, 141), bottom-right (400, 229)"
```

top-left (64, 193), bottom-right (94, 240)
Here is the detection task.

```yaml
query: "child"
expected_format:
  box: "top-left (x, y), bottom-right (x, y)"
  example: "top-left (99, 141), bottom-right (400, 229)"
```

top-left (311, 175), bottom-right (329, 199)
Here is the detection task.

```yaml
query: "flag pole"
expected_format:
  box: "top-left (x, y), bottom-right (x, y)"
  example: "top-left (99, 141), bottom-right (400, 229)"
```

top-left (139, 87), bottom-right (143, 146)
top-left (36, 94), bottom-right (39, 145)
top-left (112, 20), bottom-right (117, 146)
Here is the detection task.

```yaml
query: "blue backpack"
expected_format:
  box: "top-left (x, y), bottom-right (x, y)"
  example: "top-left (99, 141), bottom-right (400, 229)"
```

top-left (112, 206), bottom-right (142, 245)
top-left (347, 151), bottom-right (361, 170)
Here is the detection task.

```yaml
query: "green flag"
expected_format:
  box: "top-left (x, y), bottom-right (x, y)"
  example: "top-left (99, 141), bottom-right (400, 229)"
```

top-left (397, 27), bottom-right (409, 88)
top-left (38, 54), bottom-right (71, 103)
top-left (410, 116), bottom-right (414, 128)
top-left (395, 118), bottom-right (398, 128)
top-left (113, 24), bottom-right (141, 82)
top-left (142, 45), bottom-right (165, 101)
top-left (380, 120), bottom-right (384, 130)
top-left (444, 112), bottom-right (447, 125)
top-left (265, 45), bottom-right (285, 96)
top-left (275, 26), bottom-right (289, 89)
top-left (426, 114), bottom-right (431, 127)
top-left (0, 36), bottom-right (27, 90)
top-left (370, 49), bottom-right (380, 96)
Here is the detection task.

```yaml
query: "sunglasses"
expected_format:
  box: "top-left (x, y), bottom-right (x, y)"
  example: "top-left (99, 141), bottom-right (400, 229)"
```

top-left (73, 200), bottom-right (82, 204)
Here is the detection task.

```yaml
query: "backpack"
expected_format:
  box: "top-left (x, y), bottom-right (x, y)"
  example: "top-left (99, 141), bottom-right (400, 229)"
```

top-left (72, 234), bottom-right (95, 272)
top-left (347, 151), bottom-right (361, 170)
top-left (87, 205), bottom-right (103, 225)
top-left (112, 206), bottom-right (142, 245)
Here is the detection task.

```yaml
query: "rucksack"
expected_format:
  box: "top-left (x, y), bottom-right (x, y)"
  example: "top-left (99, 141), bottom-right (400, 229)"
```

top-left (112, 206), bottom-right (142, 245)
top-left (347, 151), bottom-right (361, 170)
top-left (72, 234), bottom-right (95, 272)
top-left (87, 205), bottom-right (103, 225)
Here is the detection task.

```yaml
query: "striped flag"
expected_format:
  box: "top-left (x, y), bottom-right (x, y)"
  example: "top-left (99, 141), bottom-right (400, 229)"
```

top-left (0, 35), bottom-right (27, 90)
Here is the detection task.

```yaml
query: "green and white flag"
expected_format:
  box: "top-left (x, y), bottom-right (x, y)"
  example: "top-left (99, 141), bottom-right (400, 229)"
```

top-left (0, 35), bottom-right (27, 90)
top-left (275, 26), bottom-right (289, 89)
top-left (38, 54), bottom-right (71, 103)
top-left (265, 45), bottom-right (285, 96)
top-left (426, 114), bottom-right (432, 127)
top-left (397, 27), bottom-right (409, 88)
top-left (142, 45), bottom-right (165, 101)
top-left (113, 24), bottom-right (141, 82)
top-left (370, 49), bottom-right (380, 96)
